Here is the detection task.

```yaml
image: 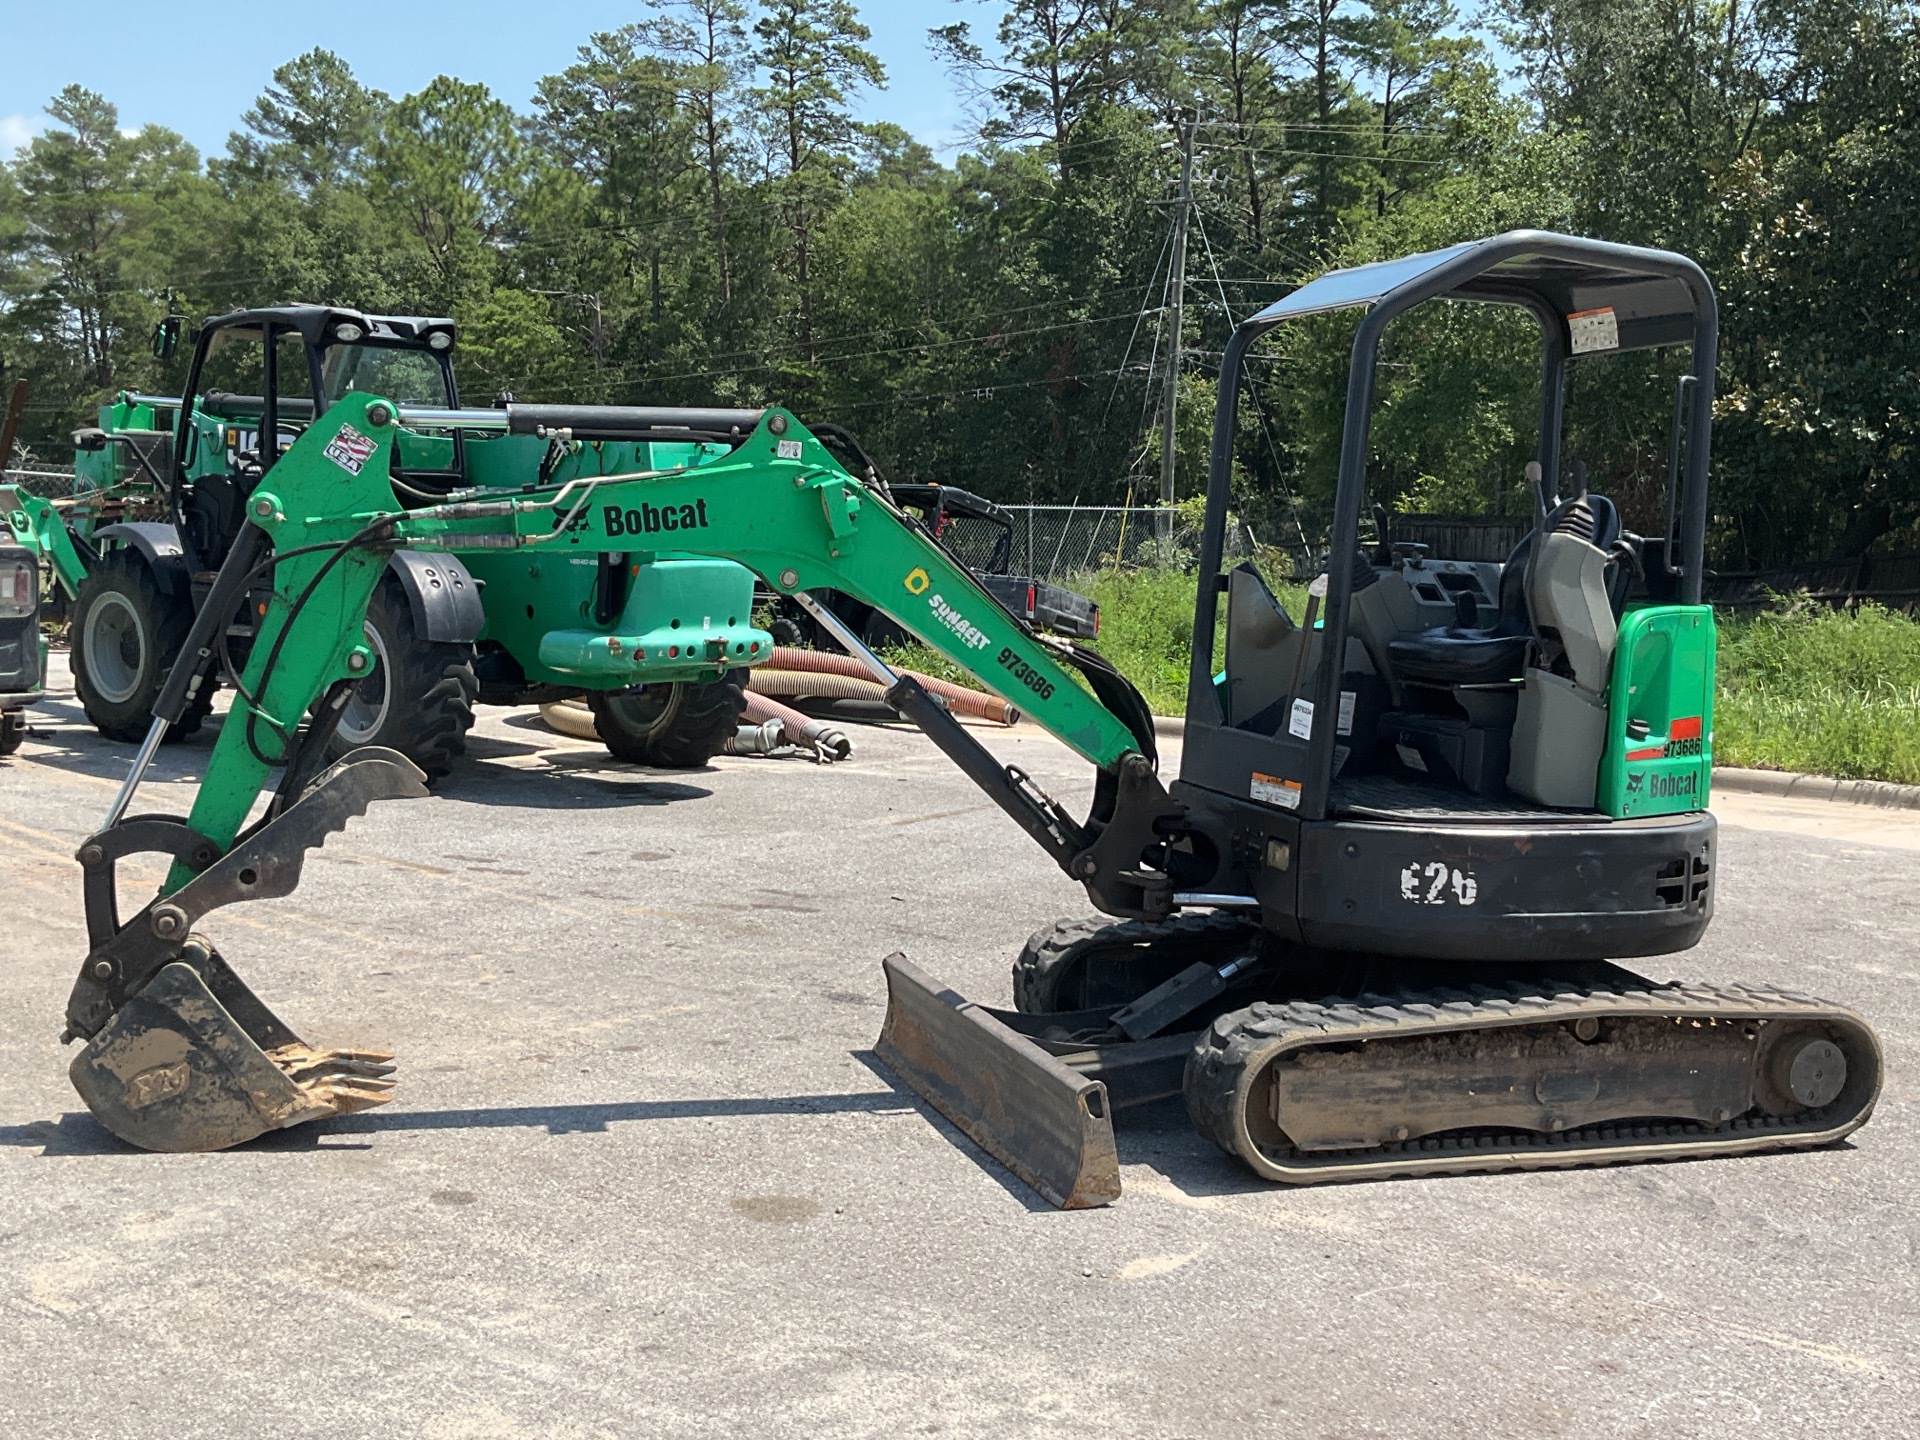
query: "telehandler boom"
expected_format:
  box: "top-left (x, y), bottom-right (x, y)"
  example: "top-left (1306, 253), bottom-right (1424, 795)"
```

top-left (57, 233), bottom-right (1880, 1206)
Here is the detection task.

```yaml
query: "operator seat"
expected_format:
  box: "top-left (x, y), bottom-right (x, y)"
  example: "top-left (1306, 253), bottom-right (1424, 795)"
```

top-left (1527, 493), bottom-right (1623, 693)
top-left (1386, 491), bottom-right (1621, 688)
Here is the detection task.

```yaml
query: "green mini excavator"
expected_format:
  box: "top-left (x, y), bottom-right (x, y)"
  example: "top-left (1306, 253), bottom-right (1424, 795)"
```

top-left (54, 233), bottom-right (1880, 1206)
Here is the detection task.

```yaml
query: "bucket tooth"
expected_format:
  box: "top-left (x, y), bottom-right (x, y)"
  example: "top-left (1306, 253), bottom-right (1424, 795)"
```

top-left (63, 747), bottom-right (426, 1152)
top-left (270, 1044), bottom-right (397, 1085)
top-left (69, 962), bottom-right (396, 1153)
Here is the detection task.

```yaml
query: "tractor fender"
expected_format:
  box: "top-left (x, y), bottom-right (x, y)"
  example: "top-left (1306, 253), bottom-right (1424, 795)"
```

top-left (92, 523), bottom-right (189, 597)
top-left (385, 550), bottom-right (485, 644)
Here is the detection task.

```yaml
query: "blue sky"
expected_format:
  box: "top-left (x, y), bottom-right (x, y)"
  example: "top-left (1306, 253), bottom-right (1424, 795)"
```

top-left (0, 0), bottom-right (978, 161)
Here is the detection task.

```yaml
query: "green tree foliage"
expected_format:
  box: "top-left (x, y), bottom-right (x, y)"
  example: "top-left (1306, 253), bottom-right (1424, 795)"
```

top-left (1, 0), bottom-right (1914, 575)
top-left (752, 0), bottom-right (886, 373)
top-left (222, 49), bottom-right (386, 193)
top-left (0, 86), bottom-right (212, 431)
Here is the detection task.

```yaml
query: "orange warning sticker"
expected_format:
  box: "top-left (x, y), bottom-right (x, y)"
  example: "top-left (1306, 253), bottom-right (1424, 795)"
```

top-left (1251, 771), bottom-right (1302, 810)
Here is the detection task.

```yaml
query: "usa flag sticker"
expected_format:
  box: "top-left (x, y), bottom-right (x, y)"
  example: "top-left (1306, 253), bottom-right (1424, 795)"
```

top-left (323, 423), bottom-right (380, 475)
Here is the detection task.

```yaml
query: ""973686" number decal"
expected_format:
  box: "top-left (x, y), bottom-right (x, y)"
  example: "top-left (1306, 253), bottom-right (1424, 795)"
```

top-left (996, 646), bottom-right (1055, 701)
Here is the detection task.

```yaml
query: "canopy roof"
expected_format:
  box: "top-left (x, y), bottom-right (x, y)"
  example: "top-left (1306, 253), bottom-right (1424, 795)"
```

top-left (199, 307), bottom-right (455, 346)
top-left (1246, 231), bottom-right (1706, 352)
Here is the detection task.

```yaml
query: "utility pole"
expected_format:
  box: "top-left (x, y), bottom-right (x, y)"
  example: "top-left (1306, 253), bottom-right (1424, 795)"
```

top-left (1158, 113), bottom-right (1197, 543)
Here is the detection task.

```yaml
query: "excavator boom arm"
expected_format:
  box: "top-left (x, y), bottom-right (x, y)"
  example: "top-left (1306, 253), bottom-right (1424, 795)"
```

top-left (171, 396), bottom-right (1155, 882)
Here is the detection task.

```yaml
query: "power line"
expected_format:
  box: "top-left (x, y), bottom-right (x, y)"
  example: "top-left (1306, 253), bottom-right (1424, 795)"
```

top-left (1194, 209), bottom-right (1310, 553)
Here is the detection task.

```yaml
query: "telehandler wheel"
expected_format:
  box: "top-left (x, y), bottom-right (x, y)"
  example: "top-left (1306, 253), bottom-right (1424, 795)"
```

top-left (588, 671), bottom-right (747, 768)
top-left (1013, 911), bottom-right (1263, 1013)
top-left (70, 548), bottom-right (213, 744)
top-left (325, 574), bottom-right (477, 781)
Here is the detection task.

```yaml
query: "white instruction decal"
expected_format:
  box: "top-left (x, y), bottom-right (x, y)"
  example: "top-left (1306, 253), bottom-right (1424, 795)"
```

top-left (323, 423), bottom-right (378, 475)
top-left (1395, 742), bottom-right (1429, 773)
top-left (776, 438), bottom-right (804, 459)
top-left (1400, 861), bottom-right (1479, 906)
top-left (1337, 690), bottom-right (1356, 736)
top-left (1289, 698), bottom-right (1315, 739)
top-left (1568, 306), bottom-right (1620, 355)
top-left (1251, 771), bottom-right (1302, 810)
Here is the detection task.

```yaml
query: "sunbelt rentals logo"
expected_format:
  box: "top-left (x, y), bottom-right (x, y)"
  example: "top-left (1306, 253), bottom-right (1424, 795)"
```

top-left (903, 567), bottom-right (990, 650)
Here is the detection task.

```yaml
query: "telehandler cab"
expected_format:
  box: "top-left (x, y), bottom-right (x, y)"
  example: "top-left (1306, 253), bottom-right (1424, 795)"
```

top-left (56, 233), bottom-right (1879, 1206)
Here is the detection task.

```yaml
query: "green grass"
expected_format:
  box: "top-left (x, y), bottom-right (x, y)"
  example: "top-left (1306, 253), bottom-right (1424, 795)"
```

top-left (1715, 600), bottom-right (1920, 783)
top-left (888, 571), bottom-right (1920, 785)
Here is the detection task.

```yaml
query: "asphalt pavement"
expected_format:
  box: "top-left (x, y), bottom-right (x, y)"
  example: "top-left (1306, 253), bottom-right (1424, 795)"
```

top-left (2, 653), bottom-right (1915, 1439)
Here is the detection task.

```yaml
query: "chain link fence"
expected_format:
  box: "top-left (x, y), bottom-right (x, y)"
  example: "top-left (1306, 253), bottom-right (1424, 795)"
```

top-left (985, 504), bottom-right (1277, 581)
top-left (2, 465), bottom-right (78, 499)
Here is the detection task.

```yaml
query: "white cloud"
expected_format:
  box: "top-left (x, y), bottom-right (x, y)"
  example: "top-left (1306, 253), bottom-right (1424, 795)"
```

top-left (1, 113), bottom-right (45, 157)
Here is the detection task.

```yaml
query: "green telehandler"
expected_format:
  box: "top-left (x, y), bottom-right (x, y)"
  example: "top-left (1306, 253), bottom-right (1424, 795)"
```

top-left (2, 308), bottom-right (763, 776)
top-left (53, 232), bottom-right (1881, 1206)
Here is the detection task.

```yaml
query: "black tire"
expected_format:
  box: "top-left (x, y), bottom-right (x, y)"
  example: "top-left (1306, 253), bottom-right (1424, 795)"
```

top-left (587, 672), bottom-right (747, 767)
top-left (0, 710), bottom-right (25, 756)
top-left (70, 549), bottom-right (213, 744)
top-left (324, 575), bottom-right (477, 781)
top-left (1012, 911), bottom-right (1263, 1013)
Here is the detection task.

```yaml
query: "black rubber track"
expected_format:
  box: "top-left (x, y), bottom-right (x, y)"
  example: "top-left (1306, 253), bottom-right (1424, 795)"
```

top-left (1182, 977), bottom-right (1883, 1185)
top-left (1012, 911), bottom-right (1263, 1014)
top-left (70, 548), bottom-right (214, 744)
top-left (325, 575), bottom-right (477, 781)
top-left (588, 671), bottom-right (747, 768)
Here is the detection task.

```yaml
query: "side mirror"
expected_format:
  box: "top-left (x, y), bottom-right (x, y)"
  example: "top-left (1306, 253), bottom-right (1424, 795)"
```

top-left (151, 316), bottom-right (182, 361)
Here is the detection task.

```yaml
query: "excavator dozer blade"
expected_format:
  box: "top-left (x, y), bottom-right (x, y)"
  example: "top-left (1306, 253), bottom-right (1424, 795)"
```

top-left (70, 960), bottom-right (394, 1153)
top-left (874, 953), bottom-right (1121, 1209)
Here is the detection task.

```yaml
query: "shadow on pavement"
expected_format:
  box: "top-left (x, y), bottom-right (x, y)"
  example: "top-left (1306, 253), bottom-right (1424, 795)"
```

top-left (434, 763), bottom-right (714, 810)
top-left (847, 1049), bottom-right (1073, 1213)
top-left (2, 1089), bottom-right (916, 1158)
top-left (14, 697), bottom-right (222, 788)
top-left (2, 1062), bottom-right (1058, 1213)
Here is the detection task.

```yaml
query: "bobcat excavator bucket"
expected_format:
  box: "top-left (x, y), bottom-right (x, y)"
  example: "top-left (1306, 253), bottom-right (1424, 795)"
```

top-left (876, 954), bottom-right (1121, 1208)
top-left (65, 748), bottom-right (427, 1152)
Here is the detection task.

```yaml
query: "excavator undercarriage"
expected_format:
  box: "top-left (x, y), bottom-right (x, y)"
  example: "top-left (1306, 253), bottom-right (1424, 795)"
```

top-left (879, 916), bottom-right (1880, 1206)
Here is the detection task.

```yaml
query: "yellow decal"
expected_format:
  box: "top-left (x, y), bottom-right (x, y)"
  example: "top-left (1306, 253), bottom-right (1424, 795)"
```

top-left (904, 568), bottom-right (930, 595)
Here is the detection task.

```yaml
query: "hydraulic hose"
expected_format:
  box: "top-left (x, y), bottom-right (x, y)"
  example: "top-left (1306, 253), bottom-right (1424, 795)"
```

top-left (537, 692), bottom-right (854, 762)
top-left (765, 647), bottom-right (1019, 724)
top-left (733, 692), bottom-right (854, 762)
top-left (748, 667), bottom-right (1018, 725)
